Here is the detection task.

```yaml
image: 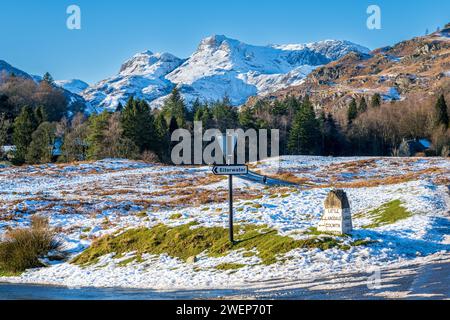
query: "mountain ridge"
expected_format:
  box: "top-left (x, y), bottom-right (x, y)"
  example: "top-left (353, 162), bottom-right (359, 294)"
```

top-left (81, 35), bottom-right (370, 111)
top-left (249, 27), bottom-right (450, 112)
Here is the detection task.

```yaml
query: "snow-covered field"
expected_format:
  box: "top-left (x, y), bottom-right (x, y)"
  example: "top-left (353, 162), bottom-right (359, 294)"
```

top-left (0, 156), bottom-right (449, 290)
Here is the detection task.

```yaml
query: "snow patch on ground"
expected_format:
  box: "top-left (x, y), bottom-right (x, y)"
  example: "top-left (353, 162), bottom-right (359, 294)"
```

top-left (0, 157), bottom-right (449, 289)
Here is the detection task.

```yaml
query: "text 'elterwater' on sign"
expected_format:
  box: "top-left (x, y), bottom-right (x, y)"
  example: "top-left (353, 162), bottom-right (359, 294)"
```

top-left (212, 165), bottom-right (248, 176)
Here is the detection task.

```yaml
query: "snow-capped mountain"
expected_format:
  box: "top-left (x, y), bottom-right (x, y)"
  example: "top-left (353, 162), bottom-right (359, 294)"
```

top-left (55, 79), bottom-right (89, 95)
top-left (82, 51), bottom-right (185, 111)
top-left (82, 36), bottom-right (370, 110)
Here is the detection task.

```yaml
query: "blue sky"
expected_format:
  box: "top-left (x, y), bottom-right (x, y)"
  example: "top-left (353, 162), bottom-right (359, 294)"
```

top-left (0, 0), bottom-right (448, 84)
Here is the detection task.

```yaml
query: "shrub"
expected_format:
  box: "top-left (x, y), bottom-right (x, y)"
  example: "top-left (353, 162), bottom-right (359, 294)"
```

top-left (0, 216), bottom-right (60, 274)
top-left (141, 150), bottom-right (160, 164)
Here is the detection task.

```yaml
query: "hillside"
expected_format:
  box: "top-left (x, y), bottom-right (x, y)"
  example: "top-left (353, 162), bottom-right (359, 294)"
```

top-left (0, 63), bottom-right (90, 116)
top-left (252, 27), bottom-right (450, 111)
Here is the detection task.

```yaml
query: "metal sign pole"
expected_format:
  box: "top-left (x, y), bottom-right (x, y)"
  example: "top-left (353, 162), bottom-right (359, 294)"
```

top-left (213, 132), bottom-right (243, 245)
top-left (229, 174), bottom-right (234, 244)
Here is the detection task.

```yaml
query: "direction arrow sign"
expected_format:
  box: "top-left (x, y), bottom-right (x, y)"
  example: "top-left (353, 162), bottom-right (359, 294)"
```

top-left (212, 165), bottom-right (248, 176)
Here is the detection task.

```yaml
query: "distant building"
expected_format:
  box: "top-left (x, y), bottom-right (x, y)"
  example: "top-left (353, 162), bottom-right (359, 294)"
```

top-left (318, 189), bottom-right (353, 235)
top-left (398, 139), bottom-right (432, 157)
top-left (1, 145), bottom-right (16, 161)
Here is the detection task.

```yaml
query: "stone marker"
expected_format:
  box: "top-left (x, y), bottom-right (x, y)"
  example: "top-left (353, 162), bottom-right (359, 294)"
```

top-left (317, 189), bottom-right (353, 235)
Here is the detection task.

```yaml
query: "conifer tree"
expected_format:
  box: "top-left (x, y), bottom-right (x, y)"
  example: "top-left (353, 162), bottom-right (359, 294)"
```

top-left (189, 98), bottom-right (201, 122)
top-left (35, 106), bottom-right (47, 125)
top-left (238, 106), bottom-right (257, 129)
top-left (347, 98), bottom-right (358, 125)
top-left (12, 106), bottom-right (38, 165)
top-left (435, 94), bottom-right (449, 128)
top-left (26, 122), bottom-right (56, 164)
top-left (288, 98), bottom-right (320, 155)
top-left (86, 111), bottom-right (110, 160)
top-left (120, 97), bottom-right (156, 153)
top-left (116, 102), bottom-right (124, 113)
top-left (162, 88), bottom-right (187, 128)
top-left (42, 72), bottom-right (54, 85)
top-left (0, 114), bottom-right (10, 157)
top-left (358, 97), bottom-right (368, 113)
top-left (169, 116), bottom-right (179, 134)
top-left (323, 113), bottom-right (341, 156)
top-left (154, 112), bottom-right (170, 160)
top-left (371, 93), bottom-right (381, 108)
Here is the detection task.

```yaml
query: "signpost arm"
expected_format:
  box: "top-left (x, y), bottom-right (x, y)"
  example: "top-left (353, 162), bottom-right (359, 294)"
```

top-left (229, 175), bottom-right (234, 244)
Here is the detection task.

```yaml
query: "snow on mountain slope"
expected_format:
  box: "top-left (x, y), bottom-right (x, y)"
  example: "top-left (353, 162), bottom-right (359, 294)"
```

top-left (273, 39), bottom-right (371, 61)
top-left (82, 51), bottom-right (185, 111)
top-left (55, 79), bottom-right (89, 95)
top-left (82, 36), bottom-right (370, 111)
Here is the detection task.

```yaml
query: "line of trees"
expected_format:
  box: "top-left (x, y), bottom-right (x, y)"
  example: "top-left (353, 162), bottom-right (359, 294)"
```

top-left (1, 81), bottom-right (449, 165)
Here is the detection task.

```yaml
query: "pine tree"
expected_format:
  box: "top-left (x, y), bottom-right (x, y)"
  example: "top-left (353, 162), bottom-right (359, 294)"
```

top-left (358, 97), bottom-right (368, 113)
top-left (323, 113), bottom-right (341, 156)
top-left (162, 88), bottom-right (187, 128)
top-left (86, 111), bottom-right (110, 160)
top-left (0, 114), bottom-right (10, 158)
top-left (35, 106), bottom-right (48, 124)
top-left (194, 104), bottom-right (213, 128)
top-left (371, 93), bottom-right (381, 108)
top-left (288, 99), bottom-right (321, 155)
top-left (189, 98), bottom-right (201, 122)
top-left (347, 98), bottom-right (358, 125)
top-left (120, 97), bottom-right (156, 153)
top-left (12, 106), bottom-right (38, 165)
top-left (116, 102), bottom-right (124, 113)
top-left (154, 112), bottom-right (170, 160)
top-left (169, 116), bottom-right (179, 134)
top-left (42, 72), bottom-right (54, 85)
top-left (435, 94), bottom-right (449, 128)
top-left (210, 97), bottom-right (238, 131)
top-left (238, 106), bottom-right (257, 129)
top-left (26, 122), bottom-right (56, 164)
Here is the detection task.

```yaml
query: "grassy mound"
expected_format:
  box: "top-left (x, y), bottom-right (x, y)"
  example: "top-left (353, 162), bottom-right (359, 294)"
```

top-left (363, 200), bottom-right (412, 228)
top-left (215, 263), bottom-right (246, 271)
top-left (73, 223), bottom-right (370, 267)
top-left (0, 216), bottom-right (60, 275)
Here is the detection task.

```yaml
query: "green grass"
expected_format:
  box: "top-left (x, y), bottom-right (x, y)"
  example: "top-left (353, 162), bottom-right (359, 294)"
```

top-left (0, 216), bottom-right (60, 274)
top-left (117, 257), bottom-right (137, 267)
top-left (0, 269), bottom-right (21, 277)
top-left (363, 200), bottom-right (412, 229)
top-left (215, 263), bottom-right (246, 271)
top-left (72, 223), bottom-right (372, 267)
top-left (242, 252), bottom-right (256, 258)
top-left (169, 213), bottom-right (183, 220)
top-left (136, 211), bottom-right (148, 218)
